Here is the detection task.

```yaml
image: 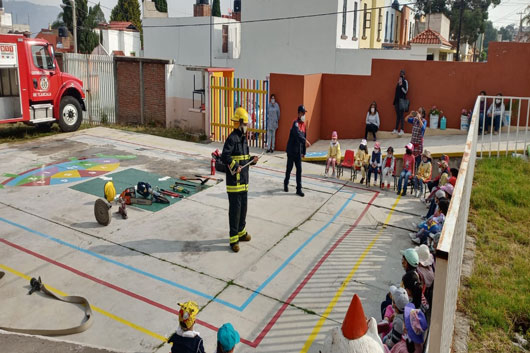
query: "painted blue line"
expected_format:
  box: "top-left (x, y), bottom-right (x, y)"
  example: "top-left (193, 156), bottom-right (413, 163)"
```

top-left (239, 193), bottom-right (355, 309)
top-left (0, 178), bottom-right (356, 311)
top-left (0, 216), bottom-right (239, 310)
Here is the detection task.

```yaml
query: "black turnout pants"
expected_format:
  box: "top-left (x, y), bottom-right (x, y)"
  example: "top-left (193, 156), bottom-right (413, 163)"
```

top-left (228, 191), bottom-right (247, 244)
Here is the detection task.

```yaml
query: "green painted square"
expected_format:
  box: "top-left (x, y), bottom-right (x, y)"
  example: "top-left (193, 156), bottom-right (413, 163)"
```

top-left (70, 168), bottom-right (208, 212)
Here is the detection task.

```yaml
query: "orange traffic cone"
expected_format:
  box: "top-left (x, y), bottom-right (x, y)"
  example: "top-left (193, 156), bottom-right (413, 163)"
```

top-left (341, 294), bottom-right (368, 340)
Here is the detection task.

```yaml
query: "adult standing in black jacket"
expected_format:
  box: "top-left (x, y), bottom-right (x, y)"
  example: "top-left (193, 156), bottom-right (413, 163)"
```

top-left (221, 107), bottom-right (258, 253)
top-left (284, 105), bottom-right (311, 197)
top-left (393, 69), bottom-right (409, 136)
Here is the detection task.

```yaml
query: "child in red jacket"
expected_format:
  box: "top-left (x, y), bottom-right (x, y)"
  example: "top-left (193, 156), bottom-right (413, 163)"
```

top-left (397, 143), bottom-right (415, 196)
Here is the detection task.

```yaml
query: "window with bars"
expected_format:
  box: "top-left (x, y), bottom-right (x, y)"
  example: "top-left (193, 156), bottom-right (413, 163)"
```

top-left (362, 3), bottom-right (370, 39)
top-left (222, 25), bottom-right (228, 53)
top-left (385, 11), bottom-right (389, 41)
top-left (390, 13), bottom-right (394, 41)
top-left (353, 1), bottom-right (358, 40)
top-left (342, 0), bottom-right (348, 38)
top-left (377, 8), bottom-right (382, 41)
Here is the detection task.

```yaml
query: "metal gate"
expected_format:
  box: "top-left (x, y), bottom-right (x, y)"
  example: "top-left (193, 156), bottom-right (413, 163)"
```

top-left (210, 77), bottom-right (269, 148)
top-left (62, 53), bottom-right (115, 124)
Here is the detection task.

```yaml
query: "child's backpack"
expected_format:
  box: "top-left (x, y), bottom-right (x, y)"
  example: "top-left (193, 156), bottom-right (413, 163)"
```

top-left (212, 149), bottom-right (227, 173)
top-left (137, 182), bottom-right (152, 198)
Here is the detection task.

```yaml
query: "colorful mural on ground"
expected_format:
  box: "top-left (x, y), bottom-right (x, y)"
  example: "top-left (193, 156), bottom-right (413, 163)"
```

top-left (1, 154), bottom-right (136, 187)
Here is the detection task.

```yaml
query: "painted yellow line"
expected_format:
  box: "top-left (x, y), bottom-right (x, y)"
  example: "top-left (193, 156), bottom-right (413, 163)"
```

top-left (0, 263), bottom-right (167, 342)
top-left (299, 195), bottom-right (402, 352)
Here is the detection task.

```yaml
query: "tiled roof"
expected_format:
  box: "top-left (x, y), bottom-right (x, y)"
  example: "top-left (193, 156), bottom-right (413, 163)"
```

top-left (410, 28), bottom-right (453, 47)
top-left (99, 21), bottom-right (138, 32)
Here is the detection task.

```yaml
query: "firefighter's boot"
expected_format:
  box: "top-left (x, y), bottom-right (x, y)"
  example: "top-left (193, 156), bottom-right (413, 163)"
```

top-left (239, 233), bottom-right (251, 242)
top-left (230, 243), bottom-right (240, 253)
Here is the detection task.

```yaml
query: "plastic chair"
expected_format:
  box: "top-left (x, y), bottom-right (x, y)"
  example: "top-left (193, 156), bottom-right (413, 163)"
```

top-left (337, 150), bottom-right (354, 180)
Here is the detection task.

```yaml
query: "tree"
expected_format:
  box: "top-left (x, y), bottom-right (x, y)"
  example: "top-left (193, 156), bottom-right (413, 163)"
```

top-left (414, 0), bottom-right (449, 18)
top-left (415, 0), bottom-right (502, 45)
top-left (499, 24), bottom-right (515, 41)
top-left (212, 0), bottom-right (221, 17)
top-left (483, 20), bottom-right (497, 49)
top-left (89, 3), bottom-right (107, 25)
top-left (111, 0), bottom-right (142, 46)
top-left (448, 0), bottom-right (501, 45)
top-left (523, 5), bottom-right (530, 25)
top-left (154, 0), bottom-right (167, 13)
top-left (54, 0), bottom-right (101, 54)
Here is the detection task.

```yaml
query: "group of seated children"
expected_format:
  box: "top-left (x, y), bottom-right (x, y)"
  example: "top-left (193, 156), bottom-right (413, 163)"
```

top-left (168, 301), bottom-right (240, 353)
top-left (378, 245), bottom-right (434, 352)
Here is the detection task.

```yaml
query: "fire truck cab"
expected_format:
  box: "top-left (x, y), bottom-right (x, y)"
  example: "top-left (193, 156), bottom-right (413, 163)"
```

top-left (0, 34), bottom-right (85, 132)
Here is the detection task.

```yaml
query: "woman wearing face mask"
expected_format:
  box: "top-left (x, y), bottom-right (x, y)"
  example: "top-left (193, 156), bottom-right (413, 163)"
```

top-left (284, 105), bottom-right (311, 197)
top-left (266, 94), bottom-right (280, 153)
top-left (393, 70), bottom-right (409, 136)
top-left (365, 102), bottom-right (380, 141)
top-left (486, 93), bottom-right (505, 135)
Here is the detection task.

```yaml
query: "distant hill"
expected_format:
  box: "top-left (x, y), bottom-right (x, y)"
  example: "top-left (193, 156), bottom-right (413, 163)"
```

top-left (3, 0), bottom-right (61, 36)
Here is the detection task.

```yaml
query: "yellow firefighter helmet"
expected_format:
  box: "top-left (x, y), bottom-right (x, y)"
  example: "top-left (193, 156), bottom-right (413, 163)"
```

top-left (232, 107), bottom-right (249, 124)
top-left (104, 181), bottom-right (116, 202)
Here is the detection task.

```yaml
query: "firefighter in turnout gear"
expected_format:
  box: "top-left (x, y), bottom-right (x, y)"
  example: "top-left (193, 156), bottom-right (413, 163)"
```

top-left (221, 107), bottom-right (259, 253)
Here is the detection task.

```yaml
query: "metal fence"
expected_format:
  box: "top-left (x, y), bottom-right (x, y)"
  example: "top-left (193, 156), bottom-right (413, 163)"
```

top-left (427, 95), bottom-right (530, 353)
top-left (478, 96), bottom-right (530, 158)
top-left (210, 77), bottom-right (269, 148)
top-left (62, 53), bottom-right (116, 124)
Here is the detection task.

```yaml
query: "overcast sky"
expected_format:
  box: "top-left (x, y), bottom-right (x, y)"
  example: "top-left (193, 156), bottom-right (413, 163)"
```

top-left (22, 0), bottom-right (529, 29)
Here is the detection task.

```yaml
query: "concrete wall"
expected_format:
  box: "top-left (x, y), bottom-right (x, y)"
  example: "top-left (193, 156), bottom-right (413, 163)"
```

top-left (270, 42), bottom-right (530, 150)
top-left (428, 96), bottom-right (479, 353)
top-left (143, 16), bottom-right (240, 66)
top-left (417, 13), bottom-right (451, 39)
top-left (165, 64), bottom-right (206, 132)
top-left (101, 30), bottom-right (141, 56)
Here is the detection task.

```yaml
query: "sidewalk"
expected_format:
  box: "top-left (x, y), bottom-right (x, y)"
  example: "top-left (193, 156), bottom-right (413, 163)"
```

top-left (304, 127), bottom-right (529, 162)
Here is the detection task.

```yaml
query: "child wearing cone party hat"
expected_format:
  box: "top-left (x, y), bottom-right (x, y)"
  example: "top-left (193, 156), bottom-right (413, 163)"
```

top-left (320, 294), bottom-right (385, 353)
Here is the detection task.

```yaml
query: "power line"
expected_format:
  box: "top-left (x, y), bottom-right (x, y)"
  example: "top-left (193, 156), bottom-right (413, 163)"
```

top-left (143, 2), bottom-right (419, 29)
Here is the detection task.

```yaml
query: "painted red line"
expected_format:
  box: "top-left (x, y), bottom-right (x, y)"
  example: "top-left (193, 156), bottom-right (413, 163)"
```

top-left (0, 188), bottom-right (377, 348)
top-left (250, 191), bottom-right (378, 346)
top-left (0, 238), bottom-right (253, 345)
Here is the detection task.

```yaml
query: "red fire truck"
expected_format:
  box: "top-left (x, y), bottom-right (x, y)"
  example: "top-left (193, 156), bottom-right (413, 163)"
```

top-left (0, 34), bottom-right (85, 132)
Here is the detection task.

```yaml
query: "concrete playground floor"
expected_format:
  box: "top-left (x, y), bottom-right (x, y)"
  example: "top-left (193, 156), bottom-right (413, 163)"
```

top-left (0, 127), bottom-right (428, 353)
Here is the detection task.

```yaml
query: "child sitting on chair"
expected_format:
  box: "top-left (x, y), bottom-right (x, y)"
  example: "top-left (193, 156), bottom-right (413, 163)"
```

top-left (413, 150), bottom-right (432, 198)
top-left (382, 146), bottom-right (395, 190)
top-left (367, 142), bottom-right (382, 186)
top-left (397, 143), bottom-right (415, 196)
top-left (325, 131), bottom-right (341, 178)
top-left (355, 139), bottom-right (370, 184)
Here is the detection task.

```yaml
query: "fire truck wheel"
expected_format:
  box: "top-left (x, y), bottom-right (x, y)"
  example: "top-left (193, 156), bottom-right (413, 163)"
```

top-left (59, 96), bottom-right (82, 132)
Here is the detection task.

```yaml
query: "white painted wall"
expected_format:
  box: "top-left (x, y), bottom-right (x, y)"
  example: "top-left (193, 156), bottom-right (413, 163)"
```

top-left (144, 0), bottom-right (428, 132)
top-left (335, 46), bottom-right (428, 75)
top-left (336, 0), bottom-right (361, 49)
top-left (100, 29), bottom-right (141, 56)
top-left (143, 16), bottom-right (240, 65)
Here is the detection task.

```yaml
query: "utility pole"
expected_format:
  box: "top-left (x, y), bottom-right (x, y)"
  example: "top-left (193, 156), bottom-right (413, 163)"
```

top-left (516, 11), bottom-right (524, 40)
top-left (455, 0), bottom-right (464, 61)
top-left (72, 0), bottom-right (77, 53)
